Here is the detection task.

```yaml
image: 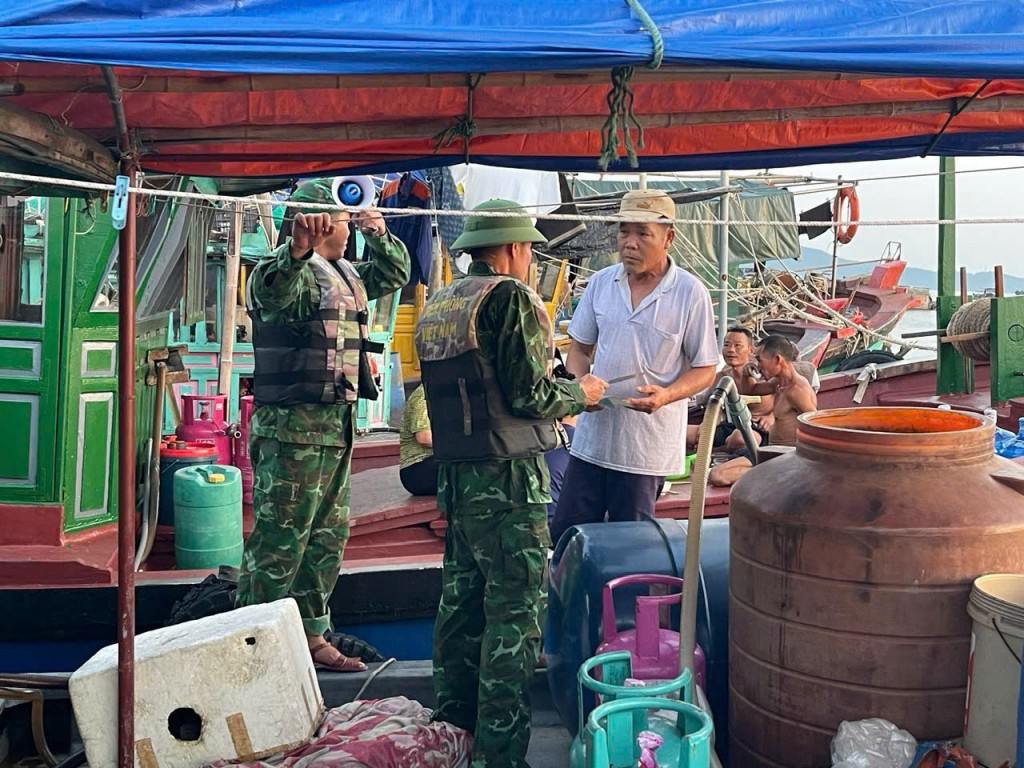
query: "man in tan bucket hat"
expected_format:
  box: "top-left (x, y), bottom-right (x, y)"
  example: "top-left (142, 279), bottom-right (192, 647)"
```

top-left (550, 188), bottom-right (719, 544)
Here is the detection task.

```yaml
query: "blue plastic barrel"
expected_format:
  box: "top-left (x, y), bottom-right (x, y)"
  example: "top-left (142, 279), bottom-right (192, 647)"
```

top-left (173, 464), bottom-right (243, 570)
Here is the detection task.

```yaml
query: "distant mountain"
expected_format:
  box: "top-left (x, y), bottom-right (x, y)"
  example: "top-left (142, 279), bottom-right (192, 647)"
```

top-left (778, 247), bottom-right (1024, 294)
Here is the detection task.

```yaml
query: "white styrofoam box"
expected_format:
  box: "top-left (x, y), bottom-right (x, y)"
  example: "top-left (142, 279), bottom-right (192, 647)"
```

top-left (69, 598), bottom-right (323, 768)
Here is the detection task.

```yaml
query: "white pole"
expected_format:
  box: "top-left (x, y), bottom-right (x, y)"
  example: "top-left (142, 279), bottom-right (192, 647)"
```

top-left (639, 172), bottom-right (648, 190)
top-left (717, 171), bottom-right (730, 346)
top-left (218, 201), bottom-right (243, 397)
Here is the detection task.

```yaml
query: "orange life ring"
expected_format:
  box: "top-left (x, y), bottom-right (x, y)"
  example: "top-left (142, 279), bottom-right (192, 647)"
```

top-left (832, 186), bottom-right (860, 245)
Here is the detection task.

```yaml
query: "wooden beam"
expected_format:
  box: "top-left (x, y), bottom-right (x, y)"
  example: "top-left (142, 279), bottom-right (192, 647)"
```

top-left (1, 66), bottom-right (878, 94)
top-left (118, 94), bottom-right (1024, 146)
top-left (0, 100), bottom-right (117, 181)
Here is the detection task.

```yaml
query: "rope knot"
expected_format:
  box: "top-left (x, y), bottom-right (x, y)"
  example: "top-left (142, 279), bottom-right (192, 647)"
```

top-left (432, 74), bottom-right (482, 164)
top-left (597, 0), bottom-right (663, 170)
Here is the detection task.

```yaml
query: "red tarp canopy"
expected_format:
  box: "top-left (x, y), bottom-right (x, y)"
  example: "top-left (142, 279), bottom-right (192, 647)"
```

top-left (5, 63), bottom-right (1024, 179)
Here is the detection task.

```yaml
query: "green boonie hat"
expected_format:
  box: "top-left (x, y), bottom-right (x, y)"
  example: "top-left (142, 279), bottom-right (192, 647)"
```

top-left (288, 179), bottom-right (334, 214)
top-left (451, 198), bottom-right (547, 251)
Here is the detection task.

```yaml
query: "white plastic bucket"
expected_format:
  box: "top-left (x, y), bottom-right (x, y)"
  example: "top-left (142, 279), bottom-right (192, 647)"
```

top-left (964, 573), bottom-right (1024, 768)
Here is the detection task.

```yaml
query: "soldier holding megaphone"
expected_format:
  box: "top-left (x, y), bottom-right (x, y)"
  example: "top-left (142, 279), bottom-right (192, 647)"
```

top-left (237, 177), bottom-right (410, 673)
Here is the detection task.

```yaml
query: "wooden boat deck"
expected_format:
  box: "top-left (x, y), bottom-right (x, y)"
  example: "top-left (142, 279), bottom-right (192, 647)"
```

top-left (0, 434), bottom-right (733, 587)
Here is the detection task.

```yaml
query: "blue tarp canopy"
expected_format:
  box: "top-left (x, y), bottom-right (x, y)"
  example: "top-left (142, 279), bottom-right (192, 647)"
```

top-left (4, 0), bottom-right (1024, 78)
top-left (3, 1), bottom-right (1024, 177)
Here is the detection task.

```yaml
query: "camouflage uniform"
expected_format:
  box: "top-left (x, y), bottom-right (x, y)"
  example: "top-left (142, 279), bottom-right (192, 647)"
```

top-left (235, 230), bottom-right (410, 636)
top-left (423, 261), bottom-right (585, 767)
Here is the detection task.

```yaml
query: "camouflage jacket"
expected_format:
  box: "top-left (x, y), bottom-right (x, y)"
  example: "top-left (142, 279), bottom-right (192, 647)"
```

top-left (434, 261), bottom-right (586, 512)
top-left (249, 231), bottom-right (410, 447)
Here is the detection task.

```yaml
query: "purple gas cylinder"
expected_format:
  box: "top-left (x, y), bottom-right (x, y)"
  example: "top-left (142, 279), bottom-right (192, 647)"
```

top-left (595, 574), bottom-right (706, 688)
top-left (176, 394), bottom-right (230, 463)
top-left (233, 395), bottom-right (255, 505)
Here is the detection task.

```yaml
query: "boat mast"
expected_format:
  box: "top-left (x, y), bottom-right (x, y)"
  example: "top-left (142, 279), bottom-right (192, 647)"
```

top-left (936, 156), bottom-right (968, 395)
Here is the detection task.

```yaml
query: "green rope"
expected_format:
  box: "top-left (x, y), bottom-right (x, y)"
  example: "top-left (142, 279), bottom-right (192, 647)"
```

top-left (433, 74), bottom-right (483, 163)
top-left (598, 0), bottom-right (664, 170)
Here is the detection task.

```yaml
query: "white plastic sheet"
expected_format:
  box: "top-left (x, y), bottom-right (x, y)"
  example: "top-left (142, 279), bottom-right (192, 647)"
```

top-left (831, 718), bottom-right (917, 768)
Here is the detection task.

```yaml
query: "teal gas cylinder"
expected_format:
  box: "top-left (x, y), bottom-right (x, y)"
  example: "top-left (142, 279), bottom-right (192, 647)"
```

top-left (173, 464), bottom-right (243, 570)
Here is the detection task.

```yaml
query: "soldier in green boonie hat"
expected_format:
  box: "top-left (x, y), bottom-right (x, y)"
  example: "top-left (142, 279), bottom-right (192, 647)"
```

top-left (415, 199), bottom-right (607, 766)
top-left (449, 197), bottom-right (548, 252)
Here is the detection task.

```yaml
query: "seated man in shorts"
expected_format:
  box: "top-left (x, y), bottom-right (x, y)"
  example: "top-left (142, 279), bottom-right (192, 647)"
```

top-left (686, 326), bottom-right (773, 453)
top-left (708, 334), bottom-right (817, 487)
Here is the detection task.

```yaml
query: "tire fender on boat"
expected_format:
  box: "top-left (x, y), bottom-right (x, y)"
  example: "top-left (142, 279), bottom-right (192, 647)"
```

top-left (833, 186), bottom-right (860, 244)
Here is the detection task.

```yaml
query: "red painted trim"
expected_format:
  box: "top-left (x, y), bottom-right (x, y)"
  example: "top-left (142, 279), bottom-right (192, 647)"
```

top-left (0, 503), bottom-right (66, 546)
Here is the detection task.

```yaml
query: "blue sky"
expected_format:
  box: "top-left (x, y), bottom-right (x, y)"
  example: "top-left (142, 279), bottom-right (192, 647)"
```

top-left (748, 157), bottom-right (1024, 275)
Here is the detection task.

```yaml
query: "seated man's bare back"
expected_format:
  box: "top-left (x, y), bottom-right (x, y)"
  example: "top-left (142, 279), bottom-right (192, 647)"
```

top-left (708, 335), bottom-right (817, 487)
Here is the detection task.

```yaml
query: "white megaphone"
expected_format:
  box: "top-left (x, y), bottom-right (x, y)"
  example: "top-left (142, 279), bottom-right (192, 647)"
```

top-left (331, 176), bottom-right (376, 209)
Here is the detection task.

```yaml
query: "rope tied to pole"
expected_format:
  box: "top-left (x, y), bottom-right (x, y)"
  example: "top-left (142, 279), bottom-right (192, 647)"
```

top-left (598, 0), bottom-right (663, 171)
top-left (433, 74), bottom-right (483, 163)
top-left (947, 297), bottom-right (992, 361)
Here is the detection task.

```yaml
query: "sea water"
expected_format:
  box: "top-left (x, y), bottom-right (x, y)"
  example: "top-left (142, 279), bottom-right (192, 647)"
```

top-left (892, 308), bottom-right (939, 363)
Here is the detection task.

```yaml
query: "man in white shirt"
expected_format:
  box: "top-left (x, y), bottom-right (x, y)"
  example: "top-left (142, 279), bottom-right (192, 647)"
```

top-left (550, 190), bottom-right (719, 545)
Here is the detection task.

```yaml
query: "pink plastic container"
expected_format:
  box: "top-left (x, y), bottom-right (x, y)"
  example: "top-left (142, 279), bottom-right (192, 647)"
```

top-left (596, 573), bottom-right (706, 688)
top-left (176, 394), bottom-right (230, 463)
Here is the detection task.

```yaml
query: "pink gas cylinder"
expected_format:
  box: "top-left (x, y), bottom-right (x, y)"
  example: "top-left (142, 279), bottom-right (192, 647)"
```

top-left (176, 394), bottom-right (230, 463)
top-left (233, 395), bottom-right (255, 505)
top-left (596, 574), bottom-right (706, 687)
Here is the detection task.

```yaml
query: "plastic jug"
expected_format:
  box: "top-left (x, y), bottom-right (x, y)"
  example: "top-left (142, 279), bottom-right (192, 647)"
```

top-left (173, 464), bottom-right (243, 570)
top-left (998, 417), bottom-right (1024, 460)
top-left (984, 409), bottom-right (1015, 455)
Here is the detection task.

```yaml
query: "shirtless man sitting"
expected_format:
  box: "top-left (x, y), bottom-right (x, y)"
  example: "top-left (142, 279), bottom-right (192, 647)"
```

top-left (686, 326), bottom-right (774, 452)
top-left (708, 333), bottom-right (817, 487)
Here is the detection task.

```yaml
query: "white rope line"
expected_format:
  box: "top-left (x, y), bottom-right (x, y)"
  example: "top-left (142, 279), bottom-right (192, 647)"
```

top-left (6, 169), bottom-right (1024, 229)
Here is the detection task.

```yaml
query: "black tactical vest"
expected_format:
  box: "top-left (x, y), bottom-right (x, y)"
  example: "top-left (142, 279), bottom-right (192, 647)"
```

top-left (248, 254), bottom-right (382, 407)
top-left (415, 273), bottom-right (557, 461)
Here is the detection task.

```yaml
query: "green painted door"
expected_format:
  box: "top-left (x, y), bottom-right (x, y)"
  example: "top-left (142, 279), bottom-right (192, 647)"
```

top-left (0, 199), bottom-right (61, 502)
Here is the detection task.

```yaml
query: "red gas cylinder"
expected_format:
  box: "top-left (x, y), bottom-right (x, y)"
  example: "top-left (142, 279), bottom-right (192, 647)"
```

top-left (234, 395), bottom-right (255, 505)
top-left (176, 394), bottom-right (230, 462)
top-left (595, 574), bottom-right (706, 688)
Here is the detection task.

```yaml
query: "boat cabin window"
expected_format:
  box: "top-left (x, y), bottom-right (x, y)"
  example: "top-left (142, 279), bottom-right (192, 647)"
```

top-left (92, 195), bottom-right (171, 311)
top-left (93, 191), bottom-right (213, 323)
top-left (0, 197), bottom-right (46, 325)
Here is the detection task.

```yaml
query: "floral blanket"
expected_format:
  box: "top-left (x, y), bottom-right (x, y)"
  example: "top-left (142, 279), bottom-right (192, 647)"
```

top-left (210, 697), bottom-right (471, 768)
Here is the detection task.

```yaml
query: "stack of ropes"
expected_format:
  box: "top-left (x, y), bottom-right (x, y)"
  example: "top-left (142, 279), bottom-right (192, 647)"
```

top-left (946, 298), bottom-right (991, 361)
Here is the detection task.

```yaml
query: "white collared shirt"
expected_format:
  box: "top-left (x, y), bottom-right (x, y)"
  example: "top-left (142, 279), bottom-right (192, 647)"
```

top-left (568, 262), bottom-right (718, 475)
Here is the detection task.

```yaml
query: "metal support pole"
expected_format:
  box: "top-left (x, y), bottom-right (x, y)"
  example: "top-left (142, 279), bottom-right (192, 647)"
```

top-left (829, 176), bottom-right (842, 299)
top-left (103, 63), bottom-right (138, 768)
top-left (936, 156), bottom-right (967, 395)
top-left (116, 166), bottom-right (137, 768)
top-left (717, 171), bottom-right (730, 347)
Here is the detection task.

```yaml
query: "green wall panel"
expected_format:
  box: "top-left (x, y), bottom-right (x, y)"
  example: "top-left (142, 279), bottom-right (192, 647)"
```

top-left (0, 342), bottom-right (41, 378)
top-left (0, 394), bottom-right (37, 484)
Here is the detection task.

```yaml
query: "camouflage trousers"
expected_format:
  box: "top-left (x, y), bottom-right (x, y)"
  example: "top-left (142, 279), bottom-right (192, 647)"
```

top-left (235, 435), bottom-right (353, 636)
top-left (432, 502), bottom-right (551, 768)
